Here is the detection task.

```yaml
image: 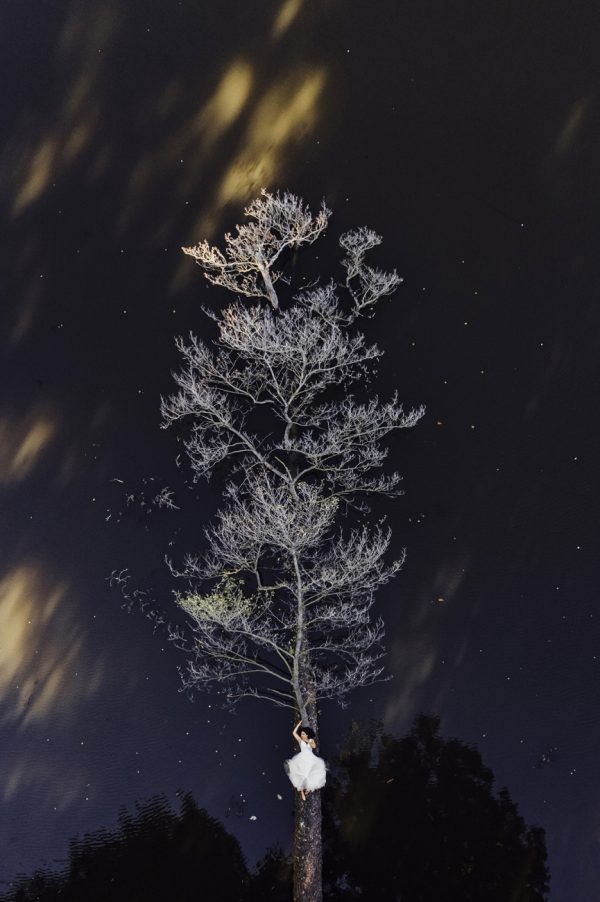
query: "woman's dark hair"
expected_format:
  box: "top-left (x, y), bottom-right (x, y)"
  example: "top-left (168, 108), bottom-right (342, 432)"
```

top-left (300, 725), bottom-right (316, 741)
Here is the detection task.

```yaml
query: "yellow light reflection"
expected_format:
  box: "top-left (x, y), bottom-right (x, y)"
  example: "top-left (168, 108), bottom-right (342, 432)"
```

top-left (3, 750), bottom-right (86, 808)
top-left (0, 409), bottom-right (57, 483)
top-left (0, 564), bottom-right (103, 730)
top-left (9, 5), bottom-right (118, 218)
top-left (555, 97), bottom-right (588, 159)
top-left (118, 58), bottom-right (254, 235)
top-left (11, 282), bottom-right (43, 345)
top-left (170, 64), bottom-right (327, 293)
top-left (156, 78), bottom-right (182, 118)
top-left (5, 0), bottom-right (330, 323)
top-left (272, 0), bottom-right (304, 38)
top-left (12, 137), bottom-right (58, 215)
top-left (195, 60), bottom-right (254, 144)
top-left (383, 638), bottom-right (437, 727)
top-left (218, 67), bottom-right (326, 207)
top-left (382, 551), bottom-right (471, 729)
top-left (63, 116), bottom-right (96, 163)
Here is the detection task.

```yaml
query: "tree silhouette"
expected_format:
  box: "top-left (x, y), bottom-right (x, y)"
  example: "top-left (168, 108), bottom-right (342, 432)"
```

top-left (246, 845), bottom-right (294, 902)
top-left (1, 717), bottom-right (549, 902)
top-left (322, 714), bottom-right (549, 901)
top-left (1, 793), bottom-right (250, 902)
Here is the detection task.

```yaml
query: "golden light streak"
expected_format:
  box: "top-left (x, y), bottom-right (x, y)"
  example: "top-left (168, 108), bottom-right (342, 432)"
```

top-left (0, 564), bottom-right (103, 730)
top-left (0, 557), bottom-right (108, 808)
top-left (12, 137), bottom-right (58, 215)
top-left (382, 551), bottom-right (471, 729)
top-left (118, 58), bottom-right (254, 234)
top-left (2, 741), bottom-right (87, 809)
top-left (63, 116), bottom-right (96, 163)
top-left (195, 60), bottom-right (254, 143)
top-left (272, 0), bottom-right (304, 38)
top-left (3, 749), bottom-right (86, 808)
top-left (11, 282), bottom-right (43, 345)
top-left (156, 78), bottom-right (182, 118)
top-left (555, 98), bottom-right (588, 159)
top-left (9, 5), bottom-right (118, 217)
top-left (0, 410), bottom-right (57, 483)
top-left (170, 64), bottom-right (327, 293)
top-left (4, 0), bottom-right (330, 323)
top-left (217, 67), bottom-right (326, 207)
top-left (383, 638), bottom-right (437, 727)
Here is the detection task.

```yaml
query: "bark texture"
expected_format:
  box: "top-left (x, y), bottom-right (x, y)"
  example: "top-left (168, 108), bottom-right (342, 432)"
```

top-left (294, 787), bottom-right (323, 902)
top-left (293, 691), bottom-right (323, 901)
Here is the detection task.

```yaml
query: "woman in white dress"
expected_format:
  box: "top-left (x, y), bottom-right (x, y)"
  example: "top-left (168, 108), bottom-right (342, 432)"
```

top-left (284, 719), bottom-right (327, 801)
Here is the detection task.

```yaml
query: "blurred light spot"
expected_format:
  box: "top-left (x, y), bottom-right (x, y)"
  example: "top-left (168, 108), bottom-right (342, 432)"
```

top-left (2, 744), bottom-right (86, 808)
top-left (195, 68), bottom-right (326, 237)
top-left (272, 0), bottom-right (304, 38)
top-left (63, 69), bottom-right (97, 118)
top-left (57, 4), bottom-right (119, 57)
top-left (119, 59), bottom-right (254, 236)
top-left (8, 6), bottom-right (118, 218)
top-left (12, 137), bottom-right (58, 215)
top-left (195, 60), bottom-right (254, 144)
top-left (171, 66), bottom-right (327, 293)
top-left (156, 79), bottom-right (182, 118)
top-left (219, 67), bottom-right (325, 204)
top-left (554, 98), bottom-right (588, 159)
top-left (63, 116), bottom-right (96, 163)
top-left (11, 282), bottom-right (43, 344)
top-left (383, 640), bottom-right (436, 728)
top-left (0, 564), bottom-right (102, 730)
top-left (0, 410), bottom-right (57, 483)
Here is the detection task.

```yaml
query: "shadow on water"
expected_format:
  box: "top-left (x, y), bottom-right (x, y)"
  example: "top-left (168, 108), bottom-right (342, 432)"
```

top-left (322, 715), bottom-right (549, 901)
top-left (1, 715), bottom-right (549, 902)
top-left (1, 792), bottom-right (251, 902)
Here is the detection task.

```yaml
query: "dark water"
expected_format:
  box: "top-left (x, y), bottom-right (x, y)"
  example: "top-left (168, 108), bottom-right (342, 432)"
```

top-left (1, 716), bottom-right (549, 900)
top-left (1, 0), bottom-right (599, 898)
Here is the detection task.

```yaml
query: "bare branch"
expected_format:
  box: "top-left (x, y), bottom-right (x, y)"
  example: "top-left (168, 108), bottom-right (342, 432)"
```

top-left (340, 227), bottom-right (404, 317)
top-left (155, 192), bottom-right (424, 713)
top-left (182, 189), bottom-right (331, 310)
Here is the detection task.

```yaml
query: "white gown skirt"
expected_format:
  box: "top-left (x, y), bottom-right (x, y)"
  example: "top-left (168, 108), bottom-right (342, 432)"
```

top-left (284, 741), bottom-right (327, 791)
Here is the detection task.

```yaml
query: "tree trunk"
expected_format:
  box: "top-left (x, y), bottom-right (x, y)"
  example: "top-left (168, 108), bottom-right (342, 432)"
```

top-left (294, 784), bottom-right (322, 902)
top-left (293, 685), bottom-right (322, 901)
top-left (258, 263), bottom-right (279, 310)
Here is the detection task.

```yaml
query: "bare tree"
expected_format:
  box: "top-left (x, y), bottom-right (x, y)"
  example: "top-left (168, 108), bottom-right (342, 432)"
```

top-left (162, 191), bottom-right (424, 902)
top-left (182, 189), bottom-right (330, 310)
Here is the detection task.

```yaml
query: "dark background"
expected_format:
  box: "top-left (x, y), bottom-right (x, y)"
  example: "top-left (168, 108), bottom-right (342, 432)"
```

top-left (1, 0), bottom-right (599, 897)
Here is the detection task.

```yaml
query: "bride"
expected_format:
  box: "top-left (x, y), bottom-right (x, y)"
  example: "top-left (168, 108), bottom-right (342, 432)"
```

top-left (284, 719), bottom-right (327, 801)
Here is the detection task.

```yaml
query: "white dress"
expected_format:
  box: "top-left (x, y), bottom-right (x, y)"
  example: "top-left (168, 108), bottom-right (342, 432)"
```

top-left (284, 739), bottom-right (327, 791)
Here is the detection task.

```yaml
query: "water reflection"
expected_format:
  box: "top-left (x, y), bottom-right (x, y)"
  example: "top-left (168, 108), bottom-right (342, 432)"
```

top-left (9, 4), bottom-right (119, 219)
top-left (272, 0), bottom-right (305, 39)
top-left (0, 409), bottom-right (58, 485)
top-left (322, 715), bottom-right (550, 900)
top-left (0, 563), bottom-right (102, 732)
top-left (1, 794), bottom-right (251, 902)
top-left (1, 716), bottom-right (549, 901)
top-left (0, 562), bottom-right (105, 811)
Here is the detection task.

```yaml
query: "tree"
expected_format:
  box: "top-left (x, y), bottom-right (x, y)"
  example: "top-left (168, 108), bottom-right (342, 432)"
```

top-left (322, 715), bottom-right (550, 901)
top-left (161, 190), bottom-right (424, 901)
top-left (0, 793), bottom-right (251, 902)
